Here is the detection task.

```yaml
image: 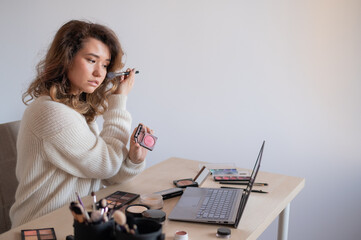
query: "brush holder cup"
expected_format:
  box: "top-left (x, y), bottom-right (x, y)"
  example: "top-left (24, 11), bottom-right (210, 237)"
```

top-left (115, 218), bottom-right (164, 240)
top-left (73, 219), bottom-right (115, 240)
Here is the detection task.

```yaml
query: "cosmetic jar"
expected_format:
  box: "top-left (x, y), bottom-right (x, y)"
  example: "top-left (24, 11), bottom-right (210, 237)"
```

top-left (216, 227), bottom-right (231, 239)
top-left (174, 230), bottom-right (188, 240)
top-left (125, 204), bottom-right (150, 218)
top-left (140, 193), bottom-right (163, 209)
top-left (142, 209), bottom-right (166, 224)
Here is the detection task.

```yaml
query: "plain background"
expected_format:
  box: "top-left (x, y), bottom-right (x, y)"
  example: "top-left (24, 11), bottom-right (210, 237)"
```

top-left (1, 0), bottom-right (360, 239)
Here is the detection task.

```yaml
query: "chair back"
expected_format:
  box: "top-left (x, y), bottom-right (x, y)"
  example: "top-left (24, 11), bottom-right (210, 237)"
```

top-left (0, 120), bottom-right (20, 233)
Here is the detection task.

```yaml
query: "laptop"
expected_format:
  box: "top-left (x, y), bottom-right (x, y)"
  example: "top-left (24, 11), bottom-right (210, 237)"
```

top-left (168, 141), bottom-right (265, 228)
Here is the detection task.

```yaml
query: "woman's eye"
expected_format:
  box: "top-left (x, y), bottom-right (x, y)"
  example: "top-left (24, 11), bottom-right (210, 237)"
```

top-left (87, 59), bottom-right (96, 63)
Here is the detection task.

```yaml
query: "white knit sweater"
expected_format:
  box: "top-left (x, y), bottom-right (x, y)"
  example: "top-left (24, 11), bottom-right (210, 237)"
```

top-left (10, 94), bottom-right (145, 227)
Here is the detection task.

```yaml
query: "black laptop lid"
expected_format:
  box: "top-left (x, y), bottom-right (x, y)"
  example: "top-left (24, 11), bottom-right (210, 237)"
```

top-left (233, 141), bottom-right (265, 228)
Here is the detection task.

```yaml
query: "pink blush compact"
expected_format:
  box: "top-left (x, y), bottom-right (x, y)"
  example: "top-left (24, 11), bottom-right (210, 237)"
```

top-left (134, 124), bottom-right (158, 151)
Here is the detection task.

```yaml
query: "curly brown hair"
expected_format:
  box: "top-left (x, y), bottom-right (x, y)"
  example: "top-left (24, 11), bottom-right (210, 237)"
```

top-left (23, 20), bottom-right (124, 122)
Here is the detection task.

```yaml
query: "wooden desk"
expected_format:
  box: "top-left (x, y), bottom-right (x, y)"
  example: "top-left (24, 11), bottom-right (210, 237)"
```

top-left (0, 158), bottom-right (304, 240)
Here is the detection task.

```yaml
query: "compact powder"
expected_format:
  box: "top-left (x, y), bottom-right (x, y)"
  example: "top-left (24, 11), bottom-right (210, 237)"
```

top-left (134, 124), bottom-right (158, 151)
top-left (144, 135), bottom-right (155, 146)
top-left (140, 193), bottom-right (163, 209)
top-left (125, 204), bottom-right (150, 218)
top-left (177, 180), bottom-right (193, 186)
top-left (142, 209), bottom-right (166, 223)
top-left (127, 205), bottom-right (148, 213)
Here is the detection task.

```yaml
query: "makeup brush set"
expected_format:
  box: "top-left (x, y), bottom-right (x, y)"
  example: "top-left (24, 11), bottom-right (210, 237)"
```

top-left (66, 191), bottom-right (165, 240)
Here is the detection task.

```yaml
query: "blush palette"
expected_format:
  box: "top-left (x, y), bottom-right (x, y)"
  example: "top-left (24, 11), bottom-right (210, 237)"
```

top-left (21, 228), bottom-right (56, 240)
top-left (134, 124), bottom-right (158, 151)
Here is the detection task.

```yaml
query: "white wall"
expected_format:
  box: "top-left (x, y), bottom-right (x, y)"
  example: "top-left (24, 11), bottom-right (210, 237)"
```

top-left (1, 0), bottom-right (360, 239)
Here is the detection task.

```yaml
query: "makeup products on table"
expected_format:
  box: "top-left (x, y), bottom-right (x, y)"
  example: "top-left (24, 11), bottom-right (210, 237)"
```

top-left (113, 210), bottom-right (129, 233)
top-left (106, 70), bottom-right (139, 79)
top-left (134, 124), bottom-right (158, 151)
top-left (21, 228), bottom-right (57, 240)
top-left (75, 192), bottom-right (90, 222)
top-left (125, 204), bottom-right (150, 218)
top-left (69, 202), bottom-right (86, 223)
top-left (139, 193), bottom-right (163, 209)
top-left (173, 165), bottom-right (210, 188)
top-left (219, 181), bottom-right (268, 186)
top-left (213, 175), bottom-right (251, 181)
top-left (210, 168), bottom-right (239, 176)
top-left (153, 187), bottom-right (184, 199)
top-left (142, 209), bottom-right (166, 223)
top-left (216, 227), bottom-right (231, 239)
top-left (174, 230), bottom-right (189, 240)
top-left (91, 191), bottom-right (97, 211)
top-left (97, 191), bottom-right (139, 211)
top-left (193, 165), bottom-right (210, 186)
top-left (114, 215), bottom-right (164, 239)
top-left (173, 178), bottom-right (198, 188)
top-left (206, 163), bottom-right (251, 183)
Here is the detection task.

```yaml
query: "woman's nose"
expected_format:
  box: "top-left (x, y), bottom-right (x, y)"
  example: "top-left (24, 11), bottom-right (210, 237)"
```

top-left (93, 65), bottom-right (104, 78)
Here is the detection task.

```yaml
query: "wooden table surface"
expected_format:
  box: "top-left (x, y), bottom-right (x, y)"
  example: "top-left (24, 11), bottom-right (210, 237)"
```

top-left (0, 157), bottom-right (305, 240)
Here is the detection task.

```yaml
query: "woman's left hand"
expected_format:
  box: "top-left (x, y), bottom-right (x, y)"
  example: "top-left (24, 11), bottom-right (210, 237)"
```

top-left (128, 124), bottom-right (152, 164)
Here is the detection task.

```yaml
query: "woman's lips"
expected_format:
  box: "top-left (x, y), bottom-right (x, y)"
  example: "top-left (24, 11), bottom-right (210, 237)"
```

top-left (88, 80), bottom-right (99, 87)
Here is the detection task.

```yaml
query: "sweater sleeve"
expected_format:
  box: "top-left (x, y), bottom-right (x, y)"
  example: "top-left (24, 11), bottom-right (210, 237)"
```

top-left (102, 157), bottom-right (146, 186)
top-left (31, 95), bottom-right (135, 179)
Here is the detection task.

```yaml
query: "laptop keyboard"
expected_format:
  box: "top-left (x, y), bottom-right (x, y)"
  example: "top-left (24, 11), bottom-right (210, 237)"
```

top-left (196, 189), bottom-right (236, 220)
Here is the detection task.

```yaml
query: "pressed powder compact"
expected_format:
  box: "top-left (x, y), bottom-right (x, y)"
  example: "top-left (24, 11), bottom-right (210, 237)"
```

top-left (125, 204), bottom-right (150, 218)
top-left (134, 124), bottom-right (158, 151)
top-left (142, 209), bottom-right (166, 223)
top-left (173, 178), bottom-right (198, 188)
top-left (139, 193), bottom-right (164, 209)
top-left (173, 165), bottom-right (210, 188)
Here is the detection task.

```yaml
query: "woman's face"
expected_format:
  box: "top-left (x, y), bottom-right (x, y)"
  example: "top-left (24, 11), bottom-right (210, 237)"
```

top-left (67, 38), bottom-right (111, 94)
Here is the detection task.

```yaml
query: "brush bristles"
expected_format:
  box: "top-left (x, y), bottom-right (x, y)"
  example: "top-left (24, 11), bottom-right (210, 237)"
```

top-left (113, 210), bottom-right (126, 226)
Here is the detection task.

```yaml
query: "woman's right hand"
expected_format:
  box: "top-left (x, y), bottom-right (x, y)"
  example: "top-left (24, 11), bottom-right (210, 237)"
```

top-left (128, 124), bottom-right (152, 164)
top-left (113, 68), bottom-right (136, 96)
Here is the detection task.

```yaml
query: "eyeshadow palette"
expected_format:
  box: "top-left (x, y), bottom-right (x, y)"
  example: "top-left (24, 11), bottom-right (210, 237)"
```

top-left (97, 191), bottom-right (139, 211)
top-left (213, 175), bottom-right (251, 181)
top-left (21, 228), bottom-right (56, 240)
top-left (210, 168), bottom-right (239, 176)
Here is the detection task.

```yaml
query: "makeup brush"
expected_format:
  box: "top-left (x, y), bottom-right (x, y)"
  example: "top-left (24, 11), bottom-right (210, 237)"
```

top-left (90, 210), bottom-right (103, 224)
top-left (69, 202), bottom-right (85, 223)
top-left (107, 70), bottom-right (139, 79)
top-left (69, 202), bottom-right (80, 222)
top-left (113, 210), bottom-right (129, 233)
top-left (99, 198), bottom-right (107, 215)
top-left (75, 192), bottom-right (90, 222)
top-left (126, 215), bottom-right (138, 235)
top-left (91, 191), bottom-right (97, 212)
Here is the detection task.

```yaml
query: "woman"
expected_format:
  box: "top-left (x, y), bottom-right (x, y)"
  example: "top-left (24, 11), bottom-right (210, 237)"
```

top-left (10, 20), bottom-right (149, 227)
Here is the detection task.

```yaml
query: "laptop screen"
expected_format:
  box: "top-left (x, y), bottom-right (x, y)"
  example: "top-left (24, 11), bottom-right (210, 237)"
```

top-left (234, 141), bottom-right (265, 227)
